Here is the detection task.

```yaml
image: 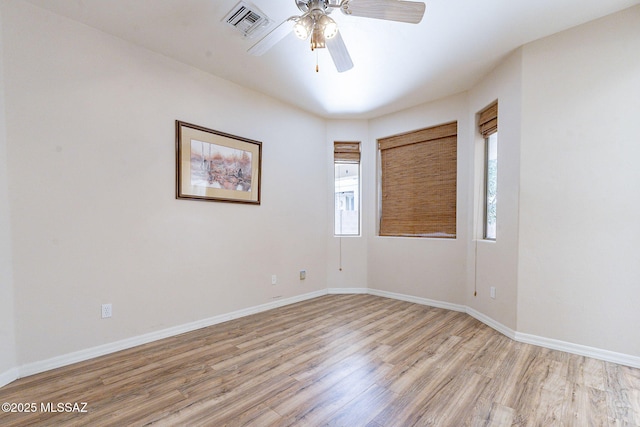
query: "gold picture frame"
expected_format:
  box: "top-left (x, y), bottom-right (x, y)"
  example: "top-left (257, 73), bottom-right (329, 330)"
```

top-left (175, 121), bottom-right (262, 204)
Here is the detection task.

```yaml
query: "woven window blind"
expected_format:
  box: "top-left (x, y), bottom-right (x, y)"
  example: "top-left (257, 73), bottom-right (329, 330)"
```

top-left (334, 141), bottom-right (360, 163)
top-left (478, 101), bottom-right (498, 137)
top-left (378, 121), bottom-right (457, 238)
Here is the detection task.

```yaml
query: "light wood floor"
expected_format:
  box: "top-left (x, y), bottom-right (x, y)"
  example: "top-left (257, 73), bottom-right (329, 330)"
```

top-left (1, 294), bottom-right (639, 426)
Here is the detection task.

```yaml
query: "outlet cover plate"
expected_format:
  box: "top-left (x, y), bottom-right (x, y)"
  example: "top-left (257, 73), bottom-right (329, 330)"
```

top-left (101, 303), bottom-right (112, 318)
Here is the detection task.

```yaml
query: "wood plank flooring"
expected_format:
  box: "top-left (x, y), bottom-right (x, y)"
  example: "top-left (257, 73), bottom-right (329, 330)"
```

top-left (1, 294), bottom-right (639, 426)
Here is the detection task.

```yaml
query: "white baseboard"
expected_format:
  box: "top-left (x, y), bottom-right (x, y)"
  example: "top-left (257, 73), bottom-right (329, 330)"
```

top-left (466, 306), bottom-right (517, 340)
top-left (515, 331), bottom-right (640, 369)
top-left (366, 288), bottom-right (640, 369)
top-left (18, 289), bottom-right (327, 379)
top-left (0, 367), bottom-right (19, 389)
top-left (367, 288), bottom-right (467, 313)
top-left (327, 287), bottom-right (368, 294)
top-left (6, 287), bottom-right (639, 386)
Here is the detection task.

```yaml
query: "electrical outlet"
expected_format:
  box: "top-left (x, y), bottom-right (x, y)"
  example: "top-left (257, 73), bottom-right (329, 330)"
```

top-left (490, 287), bottom-right (496, 299)
top-left (101, 303), bottom-right (112, 318)
top-left (271, 274), bottom-right (277, 285)
top-left (299, 270), bottom-right (306, 280)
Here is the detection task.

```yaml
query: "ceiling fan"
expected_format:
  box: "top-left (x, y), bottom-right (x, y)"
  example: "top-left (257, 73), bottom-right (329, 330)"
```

top-left (248, 0), bottom-right (426, 73)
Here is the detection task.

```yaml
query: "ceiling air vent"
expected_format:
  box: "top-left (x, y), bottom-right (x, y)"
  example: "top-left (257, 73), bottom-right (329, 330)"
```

top-left (223, 1), bottom-right (271, 39)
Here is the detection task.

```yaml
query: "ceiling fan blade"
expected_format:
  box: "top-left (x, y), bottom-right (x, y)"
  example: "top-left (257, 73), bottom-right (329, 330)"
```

top-left (341, 0), bottom-right (425, 24)
top-left (326, 31), bottom-right (354, 73)
top-left (248, 18), bottom-right (296, 56)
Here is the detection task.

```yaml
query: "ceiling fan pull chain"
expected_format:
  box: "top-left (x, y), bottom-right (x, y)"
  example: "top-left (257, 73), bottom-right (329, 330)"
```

top-left (316, 50), bottom-right (319, 72)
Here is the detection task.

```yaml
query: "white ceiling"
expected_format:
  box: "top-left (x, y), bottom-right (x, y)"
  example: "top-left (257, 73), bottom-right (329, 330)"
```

top-left (25, 0), bottom-right (640, 119)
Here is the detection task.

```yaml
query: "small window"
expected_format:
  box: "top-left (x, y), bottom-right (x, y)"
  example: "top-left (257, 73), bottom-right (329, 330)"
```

top-left (478, 101), bottom-right (498, 240)
top-left (334, 142), bottom-right (360, 236)
top-left (484, 132), bottom-right (498, 240)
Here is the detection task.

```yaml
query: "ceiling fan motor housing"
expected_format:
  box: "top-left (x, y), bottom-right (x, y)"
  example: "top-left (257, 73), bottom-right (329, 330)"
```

top-left (296, 0), bottom-right (332, 14)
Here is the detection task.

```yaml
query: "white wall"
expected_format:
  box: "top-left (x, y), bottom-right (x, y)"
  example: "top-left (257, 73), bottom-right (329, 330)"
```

top-left (2, 1), bottom-right (328, 365)
top-left (518, 6), bottom-right (640, 356)
top-left (465, 50), bottom-right (523, 330)
top-left (0, 2), bottom-right (17, 383)
top-left (326, 120), bottom-right (369, 290)
top-left (367, 93), bottom-right (470, 305)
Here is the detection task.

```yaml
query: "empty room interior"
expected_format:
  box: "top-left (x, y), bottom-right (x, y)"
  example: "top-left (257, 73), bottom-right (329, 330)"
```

top-left (1, 0), bottom-right (639, 425)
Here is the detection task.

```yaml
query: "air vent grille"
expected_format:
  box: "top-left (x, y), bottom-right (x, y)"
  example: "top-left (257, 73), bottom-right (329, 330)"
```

top-left (223, 1), bottom-right (271, 38)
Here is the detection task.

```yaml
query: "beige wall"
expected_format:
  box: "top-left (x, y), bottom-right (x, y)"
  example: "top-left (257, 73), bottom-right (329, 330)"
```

top-left (465, 50), bottom-right (523, 330)
top-left (326, 120), bottom-right (369, 290)
top-left (518, 6), bottom-right (640, 356)
top-left (0, 2), bottom-right (17, 380)
top-left (367, 93), bottom-right (470, 305)
top-left (362, 4), bottom-right (640, 359)
top-left (2, 1), bottom-right (328, 365)
top-left (363, 49), bottom-right (523, 328)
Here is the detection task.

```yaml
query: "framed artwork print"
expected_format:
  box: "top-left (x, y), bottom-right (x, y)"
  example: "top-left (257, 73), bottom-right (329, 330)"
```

top-left (175, 121), bottom-right (262, 204)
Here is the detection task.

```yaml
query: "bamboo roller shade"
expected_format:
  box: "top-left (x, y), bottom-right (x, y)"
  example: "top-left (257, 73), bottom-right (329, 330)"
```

top-left (378, 122), bottom-right (457, 238)
top-left (478, 101), bottom-right (498, 137)
top-left (334, 141), bottom-right (361, 163)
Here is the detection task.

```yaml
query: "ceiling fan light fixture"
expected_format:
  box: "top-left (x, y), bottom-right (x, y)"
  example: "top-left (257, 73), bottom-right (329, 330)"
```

top-left (294, 14), bottom-right (313, 39)
top-left (319, 15), bottom-right (338, 39)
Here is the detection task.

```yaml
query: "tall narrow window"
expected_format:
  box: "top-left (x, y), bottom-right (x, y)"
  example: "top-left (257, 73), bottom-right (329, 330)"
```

top-left (334, 142), bottom-right (360, 236)
top-left (485, 133), bottom-right (498, 239)
top-left (478, 101), bottom-right (498, 240)
top-left (378, 121), bottom-right (457, 238)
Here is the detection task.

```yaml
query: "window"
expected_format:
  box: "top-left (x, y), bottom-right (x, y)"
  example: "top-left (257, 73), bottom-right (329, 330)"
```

top-left (378, 121), bottom-right (457, 238)
top-left (484, 133), bottom-right (498, 239)
top-left (334, 142), bottom-right (360, 236)
top-left (478, 101), bottom-right (498, 240)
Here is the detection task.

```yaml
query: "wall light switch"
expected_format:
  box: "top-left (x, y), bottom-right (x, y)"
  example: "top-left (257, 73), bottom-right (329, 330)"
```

top-left (490, 287), bottom-right (496, 299)
top-left (300, 270), bottom-right (306, 280)
top-left (271, 274), bottom-right (277, 285)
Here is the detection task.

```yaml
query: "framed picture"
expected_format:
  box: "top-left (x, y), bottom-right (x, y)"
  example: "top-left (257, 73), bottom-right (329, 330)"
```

top-left (175, 121), bottom-right (262, 204)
